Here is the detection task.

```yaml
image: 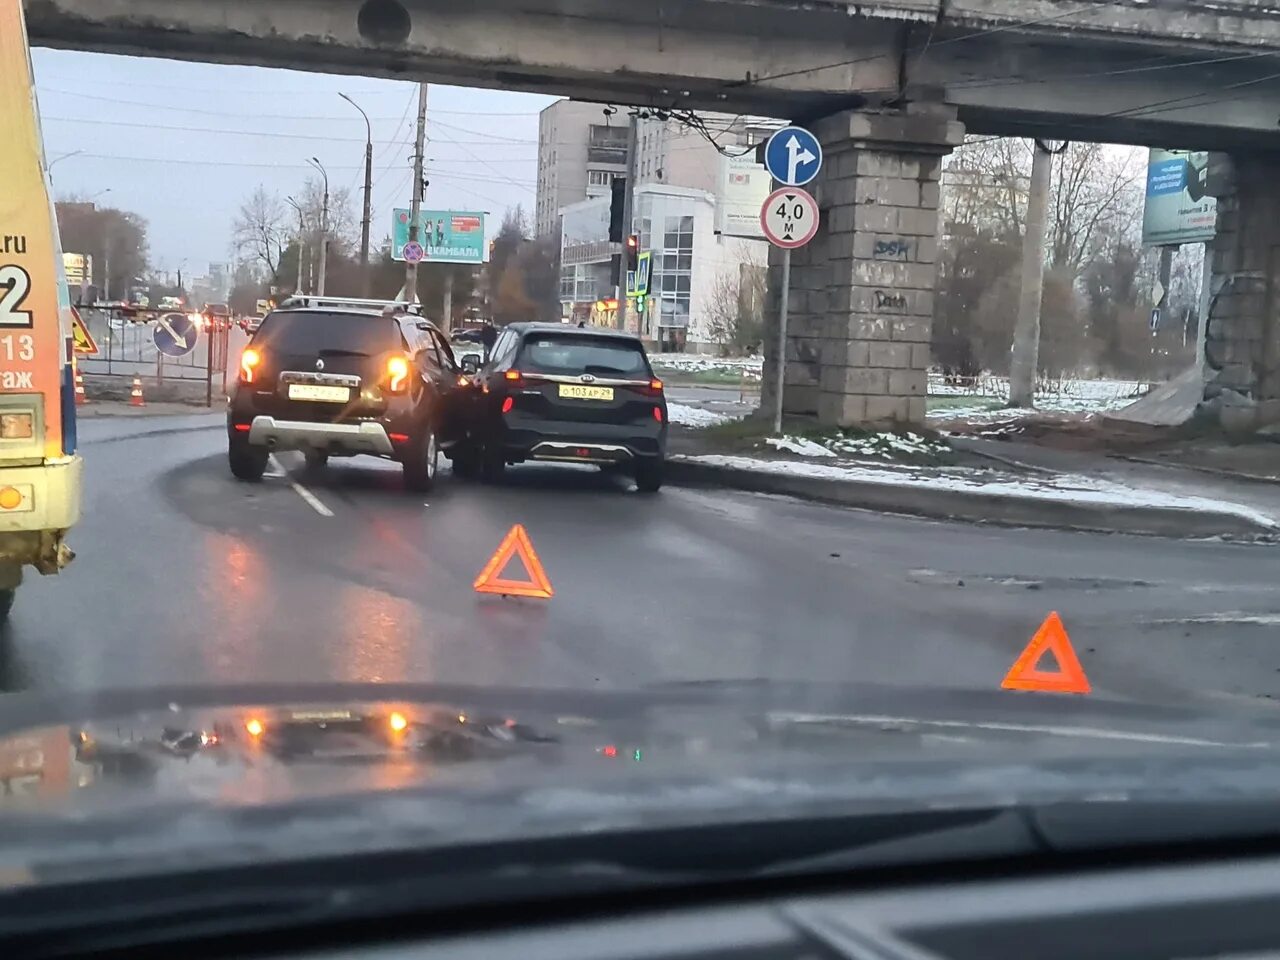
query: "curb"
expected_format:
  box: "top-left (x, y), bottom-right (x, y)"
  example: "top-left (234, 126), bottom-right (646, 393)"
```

top-left (664, 458), bottom-right (1275, 540)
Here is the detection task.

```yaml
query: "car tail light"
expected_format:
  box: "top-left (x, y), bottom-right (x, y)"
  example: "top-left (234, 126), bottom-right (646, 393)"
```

top-left (245, 718), bottom-right (264, 738)
top-left (239, 348), bottom-right (261, 383)
top-left (504, 369), bottom-right (522, 385)
top-left (389, 712), bottom-right (408, 733)
top-left (387, 355), bottom-right (410, 393)
top-left (232, 423), bottom-right (250, 433)
top-left (501, 396), bottom-right (514, 414)
top-left (653, 406), bottom-right (663, 423)
top-left (650, 379), bottom-right (663, 393)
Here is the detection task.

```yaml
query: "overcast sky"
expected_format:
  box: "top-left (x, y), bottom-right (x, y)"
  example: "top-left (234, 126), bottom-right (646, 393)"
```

top-left (31, 49), bottom-right (556, 280)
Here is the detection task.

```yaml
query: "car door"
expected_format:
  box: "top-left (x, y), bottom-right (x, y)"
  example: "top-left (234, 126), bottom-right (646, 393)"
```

top-left (427, 328), bottom-right (468, 444)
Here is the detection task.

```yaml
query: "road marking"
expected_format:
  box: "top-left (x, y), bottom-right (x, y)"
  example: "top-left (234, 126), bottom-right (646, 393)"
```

top-left (269, 454), bottom-right (333, 517)
top-left (765, 712), bottom-right (1269, 749)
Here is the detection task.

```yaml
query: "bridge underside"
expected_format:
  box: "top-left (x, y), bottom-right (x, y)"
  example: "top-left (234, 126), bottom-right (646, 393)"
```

top-left (26, 0), bottom-right (1280, 427)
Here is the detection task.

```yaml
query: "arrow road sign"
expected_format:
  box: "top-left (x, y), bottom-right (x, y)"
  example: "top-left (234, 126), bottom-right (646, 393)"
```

top-left (153, 312), bottom-right (198, 357)
top-left (760, 188), bottom-right (820, 249)
top-left (764, 126), bottom-right (822, 187)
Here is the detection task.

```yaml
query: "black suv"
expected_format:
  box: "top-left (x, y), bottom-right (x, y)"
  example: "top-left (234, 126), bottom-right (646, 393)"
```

top-left (226, 296), bottom-right (468, 492)
top-left (467, 323), bottom-right (667, 492)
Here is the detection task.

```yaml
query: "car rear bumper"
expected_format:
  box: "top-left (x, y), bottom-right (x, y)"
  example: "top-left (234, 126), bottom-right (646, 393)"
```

top-left (245, 416), bottom-right (395, 455)
top-left (497, 417), bottom-right (665, 463)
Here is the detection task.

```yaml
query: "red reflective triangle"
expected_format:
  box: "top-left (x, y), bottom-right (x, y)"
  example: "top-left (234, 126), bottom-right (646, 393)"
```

top-left (473, 524), bottom-right (553, 599)
top-left (1001, 612), bottom-right (1091, 694)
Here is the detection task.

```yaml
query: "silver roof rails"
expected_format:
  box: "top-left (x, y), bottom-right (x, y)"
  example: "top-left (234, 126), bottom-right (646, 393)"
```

top-left (277, 295), bottom-right (424, 316)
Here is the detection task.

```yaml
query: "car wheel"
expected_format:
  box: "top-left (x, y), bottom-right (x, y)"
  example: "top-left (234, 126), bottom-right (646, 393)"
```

top-left (635, 459), bottom-right (663, 493)
top-left (228, 437), bottom-right (269, 481)
top-left (480, 444), bottom-right (506, 484)
top-left (403, 424), bottom-right (439, 492)
top-left (304, 449), bottom-right (329, 471)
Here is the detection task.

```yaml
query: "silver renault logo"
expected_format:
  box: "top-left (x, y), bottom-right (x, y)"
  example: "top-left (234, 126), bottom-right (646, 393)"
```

top-left (315, 358), bottom-right (325, 371)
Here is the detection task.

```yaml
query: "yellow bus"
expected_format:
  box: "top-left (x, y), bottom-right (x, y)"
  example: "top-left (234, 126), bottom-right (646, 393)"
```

top-left (0, 0), bottom-right (83, 621)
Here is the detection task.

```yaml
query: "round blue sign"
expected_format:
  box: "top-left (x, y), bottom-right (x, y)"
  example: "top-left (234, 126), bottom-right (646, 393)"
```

top-left (153, 312), bottom-right (198, 358)
top-left (764, 126), bottom-right (823, 187)
top-left (402, 240), bottom-right (424, 263)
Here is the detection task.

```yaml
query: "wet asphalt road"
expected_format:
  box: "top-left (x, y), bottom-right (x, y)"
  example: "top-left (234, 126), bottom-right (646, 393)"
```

top-left (2, 413), bottom-right (1280, 714)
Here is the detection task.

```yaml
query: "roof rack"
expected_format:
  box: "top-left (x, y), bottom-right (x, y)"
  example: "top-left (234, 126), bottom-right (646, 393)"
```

top-left (276, 295), bottom-right (424, 316)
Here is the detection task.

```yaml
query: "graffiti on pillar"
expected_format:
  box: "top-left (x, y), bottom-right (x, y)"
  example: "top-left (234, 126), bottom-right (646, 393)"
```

top-left (873, 239), bottom-right (911, 259)
top-left (874, 290), bottom-right (908, 311)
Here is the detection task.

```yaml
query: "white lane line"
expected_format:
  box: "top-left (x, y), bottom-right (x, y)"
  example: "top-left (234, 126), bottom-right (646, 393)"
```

top-left (269, 454), bottom-right (333, 517)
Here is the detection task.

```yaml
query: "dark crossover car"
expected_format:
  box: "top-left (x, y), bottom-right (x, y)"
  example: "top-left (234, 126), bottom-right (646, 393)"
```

top-left (465, 323), bottom-right (667, 491)
top-left (226, 296), bottom-right (470, 491)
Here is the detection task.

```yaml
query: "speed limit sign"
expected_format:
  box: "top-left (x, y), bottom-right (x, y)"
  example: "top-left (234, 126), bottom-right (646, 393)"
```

top-left (760, 187), bottom-right (820, 249)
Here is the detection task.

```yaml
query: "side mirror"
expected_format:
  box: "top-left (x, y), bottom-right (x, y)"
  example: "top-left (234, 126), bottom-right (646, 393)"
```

top-left (460, 354), bottom-right (481, 374)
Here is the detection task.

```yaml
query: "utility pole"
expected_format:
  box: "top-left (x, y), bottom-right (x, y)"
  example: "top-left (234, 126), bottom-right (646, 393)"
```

top-left (442, 270), bottom-right (454, 330)
top-left (286, 196), bottom-right (305, 295)
top-left (405, 82), bottom-right (429, 303)
top-left (340, 93), bottom-right (373, 297)
top-left (615, 112), bottom-right (638, 333)
top-left (306, 157), bottom-right (330, 295)
top-left (1009, 140), bottom-right (1054, 408)
top-left (1196, 242), bottom-right (1213, 371)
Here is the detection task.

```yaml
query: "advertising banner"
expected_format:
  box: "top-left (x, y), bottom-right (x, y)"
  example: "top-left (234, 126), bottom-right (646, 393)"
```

top-left (392, 210), bottom-right (486, 264)
top-left (1143, 149), bottom-right (1216, 246)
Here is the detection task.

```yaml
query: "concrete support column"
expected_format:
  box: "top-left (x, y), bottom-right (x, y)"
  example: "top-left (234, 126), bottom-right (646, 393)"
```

top-left (761, 103), bottom-right (963, 428)
top-left (1205, 152), bottom-right (1280, 424)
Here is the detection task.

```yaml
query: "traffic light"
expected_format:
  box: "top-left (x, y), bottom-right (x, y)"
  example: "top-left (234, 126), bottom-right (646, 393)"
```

top-left (608, 178), bottom-right (627, 242)
top-left (625, 234), bottom-right (640, 271)
top-left (635, 295), bottom-right (645, 315)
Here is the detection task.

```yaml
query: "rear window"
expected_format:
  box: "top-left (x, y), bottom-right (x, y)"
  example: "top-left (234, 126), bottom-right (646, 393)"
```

top-left (255, 311), bottom-right (403, 355)
top-left (518, 335), bottom-right (649, 377)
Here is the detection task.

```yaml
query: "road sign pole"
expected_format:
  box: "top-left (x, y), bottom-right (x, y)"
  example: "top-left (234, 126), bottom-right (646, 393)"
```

top-left (773, 247), bottom-right (792, 434)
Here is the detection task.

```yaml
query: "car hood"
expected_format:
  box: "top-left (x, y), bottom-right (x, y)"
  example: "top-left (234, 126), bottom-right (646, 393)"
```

top-left (3, 681), bottom-right (1280, 885)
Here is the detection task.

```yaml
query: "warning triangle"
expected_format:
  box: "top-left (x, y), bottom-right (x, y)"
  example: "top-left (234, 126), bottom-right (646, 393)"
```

top-left (71, 306), bottom-right (98, 355)
top-left (1001, 612), bottom-right (1091, 694)
top-left (473, 524), bottom-right (554, 599)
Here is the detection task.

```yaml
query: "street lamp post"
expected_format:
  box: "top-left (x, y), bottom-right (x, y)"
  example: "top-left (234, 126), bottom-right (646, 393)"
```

top-left (47, 150), bottom-right (82, 181)
top-left (339, 93), bottom-right (373, 298)
top-left (307, 157), bottom-right (330, 296)
top-left (286, 196), bottom-right (306, 295)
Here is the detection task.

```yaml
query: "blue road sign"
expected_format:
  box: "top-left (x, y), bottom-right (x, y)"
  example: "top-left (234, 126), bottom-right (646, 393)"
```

top-left (764, 126), bottom-right (822, 187)
top-left (153, 312), bottom-right (198, 357)
top-left (635, 250), bottom-right (652, 296)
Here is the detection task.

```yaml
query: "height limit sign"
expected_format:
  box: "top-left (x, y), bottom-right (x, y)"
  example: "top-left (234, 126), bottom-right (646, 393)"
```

top-left (760, 188), bottom-right (819, 249)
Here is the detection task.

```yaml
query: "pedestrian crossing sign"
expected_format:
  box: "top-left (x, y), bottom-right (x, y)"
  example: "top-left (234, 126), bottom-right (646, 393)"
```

top-left (70, 306), bottom-right (98, 355)
top-left (635, 251), bottom-right (652, 296)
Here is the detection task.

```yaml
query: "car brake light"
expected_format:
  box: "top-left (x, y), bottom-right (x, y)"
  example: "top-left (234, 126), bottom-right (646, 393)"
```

top-left (233, 423), bottom-right (250, 433)
top-left (387, 355), bottom-right (410, 393)
top-left (501, 396), bottom-right (514, 414)
top-left (239, 348), bottom-right (261, 383)
top-left (653, 406), bottom-right (663, 423)
top-left (245, 718), bottom-right (264, 738)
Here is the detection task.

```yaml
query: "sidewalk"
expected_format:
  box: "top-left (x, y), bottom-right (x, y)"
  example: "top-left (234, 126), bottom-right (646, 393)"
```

top-left (666, 423), bottom-right (1280, 540)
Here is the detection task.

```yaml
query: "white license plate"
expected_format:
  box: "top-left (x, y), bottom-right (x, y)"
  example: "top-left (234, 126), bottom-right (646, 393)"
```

top-left (558, 384), bottom-right (614, 401)
top-left (288, 384), bottom-right (350, 403)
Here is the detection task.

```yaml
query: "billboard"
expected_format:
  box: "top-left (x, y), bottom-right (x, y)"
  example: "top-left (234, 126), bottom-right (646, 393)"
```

top-left (391, 209), bottom-right (486, 263)
top-left (1142, 149), bottom-right (1216, 246)
top-left (716, 152), bottom-right (772, 239)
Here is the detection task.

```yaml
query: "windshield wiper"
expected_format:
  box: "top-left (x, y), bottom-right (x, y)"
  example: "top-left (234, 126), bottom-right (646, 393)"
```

top-left (584, 364), bottom-right (629, 375)
top-left (316, 348), bottom-right (370, 358)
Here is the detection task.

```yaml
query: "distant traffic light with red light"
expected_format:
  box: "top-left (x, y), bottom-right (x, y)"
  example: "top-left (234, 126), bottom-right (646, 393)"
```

top-left (625, 234), bottom-right (639, 271)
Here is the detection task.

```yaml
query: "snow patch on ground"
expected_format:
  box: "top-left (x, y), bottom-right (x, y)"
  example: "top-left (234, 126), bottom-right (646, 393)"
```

top-left (765, 436), bottom-right (836, 458)
top-left (676, 454), bottom-right (1279, 528)
top-left (650, 355), bottom-right (763, 379)
top-left (825, 431), bottom-right (948, 458)
top-left (667, 402), bottom-right (737, 427)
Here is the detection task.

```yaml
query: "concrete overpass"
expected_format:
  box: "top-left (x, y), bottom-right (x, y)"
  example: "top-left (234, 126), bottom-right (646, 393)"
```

top-left (24, 0), bottom-right (1280, 425)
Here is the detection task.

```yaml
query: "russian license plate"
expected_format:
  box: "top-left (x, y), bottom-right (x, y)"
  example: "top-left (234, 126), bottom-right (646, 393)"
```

top-left (288, 383), bottom-right (350, 402)
top-left (558, 384), bottom-right (613, 401)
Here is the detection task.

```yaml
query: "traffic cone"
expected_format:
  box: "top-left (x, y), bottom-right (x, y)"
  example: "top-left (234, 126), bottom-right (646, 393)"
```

top-left (73, 364), bottom-right (87, 406)
top-left (129, 376), bottom-right (144, 407)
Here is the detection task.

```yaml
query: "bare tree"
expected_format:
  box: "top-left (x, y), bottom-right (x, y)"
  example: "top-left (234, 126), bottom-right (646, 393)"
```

top-left (705, 256), bottom-right (766, 355)
top-left (232, 186), bottom-right (288, 285)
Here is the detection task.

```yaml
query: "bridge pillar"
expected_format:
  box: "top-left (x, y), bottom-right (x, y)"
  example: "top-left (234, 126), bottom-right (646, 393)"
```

top-left (762, 103), bottom-right (964, 428)
top-left (1205, 152), bottom-right (1280, 424)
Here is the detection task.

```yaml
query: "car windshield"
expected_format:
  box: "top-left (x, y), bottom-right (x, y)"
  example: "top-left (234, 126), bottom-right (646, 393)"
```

top-left (10, 0), bottom-right (1280, 929)
top-left (518, 335), bottom-right (649, 376)
top-left (254, 311), bottom-right (403, 355)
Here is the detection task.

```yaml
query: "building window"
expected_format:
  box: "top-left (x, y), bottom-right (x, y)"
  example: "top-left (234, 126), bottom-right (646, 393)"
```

top-left (587, 170), bottom-right (614, 187)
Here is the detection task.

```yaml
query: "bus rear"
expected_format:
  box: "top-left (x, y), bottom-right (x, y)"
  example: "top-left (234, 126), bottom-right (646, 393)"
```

top-left (0, 0), bottom-right (83, 620)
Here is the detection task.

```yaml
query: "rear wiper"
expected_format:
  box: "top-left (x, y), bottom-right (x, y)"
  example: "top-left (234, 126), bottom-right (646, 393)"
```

top-left (316, 349), bottom-right (370, 358)
top-left (584, 364), bottom-right (628, 375)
